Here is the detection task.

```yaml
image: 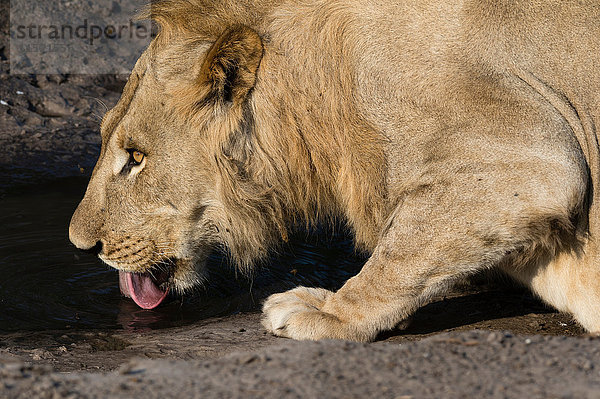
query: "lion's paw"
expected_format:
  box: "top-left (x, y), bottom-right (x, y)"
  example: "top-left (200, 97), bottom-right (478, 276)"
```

top-left (262, 286), bottom-right (341, 340)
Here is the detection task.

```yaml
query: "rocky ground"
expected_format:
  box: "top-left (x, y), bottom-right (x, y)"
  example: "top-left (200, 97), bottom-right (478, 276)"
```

top-left (1, 0), bottom-right (600, 397)
top-left (0, 0), bottom-right (136, 192)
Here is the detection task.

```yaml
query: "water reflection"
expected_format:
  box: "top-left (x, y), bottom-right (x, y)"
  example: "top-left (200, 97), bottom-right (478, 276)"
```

top-left (0, 178), bottom-right (367, 333)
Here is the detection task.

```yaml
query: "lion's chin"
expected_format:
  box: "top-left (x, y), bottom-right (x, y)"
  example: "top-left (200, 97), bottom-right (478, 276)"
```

top-left (119, 270), bottom-right (170, 310)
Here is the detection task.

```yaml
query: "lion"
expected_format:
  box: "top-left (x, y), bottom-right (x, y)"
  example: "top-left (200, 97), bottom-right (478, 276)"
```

top-left (69, 0), bottom-right (600, 341)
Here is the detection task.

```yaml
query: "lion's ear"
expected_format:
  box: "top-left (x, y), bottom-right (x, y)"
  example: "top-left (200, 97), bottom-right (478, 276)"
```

top-left (200, 26), bottom-right (263, 105)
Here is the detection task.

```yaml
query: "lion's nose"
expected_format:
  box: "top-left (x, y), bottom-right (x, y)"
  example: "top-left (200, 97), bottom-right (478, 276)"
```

top-left (69, 221), bottom-right (100, 251)
top-left (69, 199), bottom-right (105, 251)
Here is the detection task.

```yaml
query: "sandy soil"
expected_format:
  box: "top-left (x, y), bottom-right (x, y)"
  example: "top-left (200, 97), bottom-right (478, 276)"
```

top-left (1, 0), bottom-right (599, 397)
top-left (0, 282), bottom-right (594, 398)
top-left (2, 326), bottom-right (599, 398)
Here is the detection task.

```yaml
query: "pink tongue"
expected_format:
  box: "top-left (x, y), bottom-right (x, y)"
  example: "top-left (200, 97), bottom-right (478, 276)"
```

top-left (118, 271), bottom-right (169, 309)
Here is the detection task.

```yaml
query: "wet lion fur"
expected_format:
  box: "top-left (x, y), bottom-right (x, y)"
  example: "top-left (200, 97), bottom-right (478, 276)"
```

top-left (70, 0), bottom-right (600, 340)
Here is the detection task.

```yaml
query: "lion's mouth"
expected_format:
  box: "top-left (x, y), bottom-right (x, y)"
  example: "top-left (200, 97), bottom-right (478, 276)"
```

top-left (119, 269), bottom-right (170, 309)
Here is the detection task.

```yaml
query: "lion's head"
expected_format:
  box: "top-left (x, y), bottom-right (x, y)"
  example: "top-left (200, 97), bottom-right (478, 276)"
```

top-left (69, 20), bottom-right (274, 308)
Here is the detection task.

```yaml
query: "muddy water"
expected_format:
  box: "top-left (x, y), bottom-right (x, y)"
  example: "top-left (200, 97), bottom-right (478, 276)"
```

top-left (0, 179), bottom-right (366, 333)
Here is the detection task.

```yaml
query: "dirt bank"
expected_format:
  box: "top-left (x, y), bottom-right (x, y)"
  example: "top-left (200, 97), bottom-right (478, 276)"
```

top-left (2, 330), bottom-right (599, 399)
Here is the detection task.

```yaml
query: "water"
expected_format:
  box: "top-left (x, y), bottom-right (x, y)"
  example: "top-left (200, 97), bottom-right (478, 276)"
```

top-left (0, 178), bottom-right (367, 333)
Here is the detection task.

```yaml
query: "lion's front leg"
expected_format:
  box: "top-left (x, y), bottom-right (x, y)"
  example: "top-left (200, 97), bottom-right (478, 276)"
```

top-left (262, 197), bottom-right (496, 341)
top-left (262, 165), bottom-right (579, 341)
top-left (261, 250), bottom-right (429, 342)
top-left (262, 284), bottom-right (412, 341)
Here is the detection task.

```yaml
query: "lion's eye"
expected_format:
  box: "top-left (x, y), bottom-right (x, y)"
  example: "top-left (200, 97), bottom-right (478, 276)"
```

top-left (128, 150), bottom-right (145, 166)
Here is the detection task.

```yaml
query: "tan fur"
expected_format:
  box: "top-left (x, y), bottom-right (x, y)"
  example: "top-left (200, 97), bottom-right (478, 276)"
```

top-left (70, 0), bottom-right (600, 340)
